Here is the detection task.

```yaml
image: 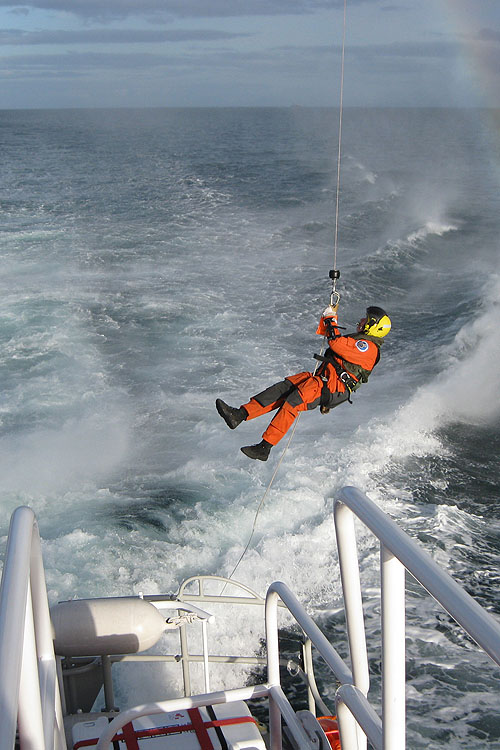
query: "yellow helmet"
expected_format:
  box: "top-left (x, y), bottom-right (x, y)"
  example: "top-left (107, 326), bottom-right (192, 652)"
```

top-left (362, 306), bottom-right (391, 338)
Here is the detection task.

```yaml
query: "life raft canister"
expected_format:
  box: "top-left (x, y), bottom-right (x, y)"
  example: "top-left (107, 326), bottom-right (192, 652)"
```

top-left (317, 716), bottom-right (341, 750)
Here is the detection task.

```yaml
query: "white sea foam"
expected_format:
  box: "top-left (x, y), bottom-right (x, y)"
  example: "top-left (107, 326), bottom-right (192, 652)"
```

top-left (407, 220), bottom-right (459, 244)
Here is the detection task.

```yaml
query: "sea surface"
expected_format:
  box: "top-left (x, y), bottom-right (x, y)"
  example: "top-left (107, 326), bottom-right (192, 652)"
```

top-left (1, 107), bottom-right (500, 747)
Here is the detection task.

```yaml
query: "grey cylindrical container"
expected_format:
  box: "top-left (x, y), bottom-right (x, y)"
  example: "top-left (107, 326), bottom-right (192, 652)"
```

top-left (51, 597), bottom-right (167, 656)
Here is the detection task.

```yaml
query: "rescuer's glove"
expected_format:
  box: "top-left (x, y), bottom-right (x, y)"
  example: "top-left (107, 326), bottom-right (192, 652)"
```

top-left (322, 304), bottom-right (338, 319)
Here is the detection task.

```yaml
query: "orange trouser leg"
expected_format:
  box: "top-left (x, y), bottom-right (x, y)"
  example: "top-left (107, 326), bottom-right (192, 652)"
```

top-left (242, 396), bottom-right (285, 420)
top-left (263, 374), bottom-right (323, 446)
top-left (242, 373), bottom-right (323, 446)
top-left (262, 400), bottom-right (306, 445)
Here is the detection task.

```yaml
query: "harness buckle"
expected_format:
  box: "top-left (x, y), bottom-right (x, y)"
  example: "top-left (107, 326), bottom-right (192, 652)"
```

top-left (340, 371), bottom-right (355, 388)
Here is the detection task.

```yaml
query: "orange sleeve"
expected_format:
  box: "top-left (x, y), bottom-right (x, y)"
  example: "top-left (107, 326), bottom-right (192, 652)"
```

top-left (316, 314), bottom-right (340, 337)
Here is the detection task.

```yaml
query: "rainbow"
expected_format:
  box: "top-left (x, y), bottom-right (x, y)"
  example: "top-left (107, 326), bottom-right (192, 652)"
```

top-left (440, 0), bottom-right (500, 110)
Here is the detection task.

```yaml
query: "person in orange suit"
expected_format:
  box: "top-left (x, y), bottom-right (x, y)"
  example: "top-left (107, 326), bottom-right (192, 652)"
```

top-left (216, 304), bottom-right (391, 461)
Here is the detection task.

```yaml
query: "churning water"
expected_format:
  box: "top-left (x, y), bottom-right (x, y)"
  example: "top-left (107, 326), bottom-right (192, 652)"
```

top-left (1, 107), bottom-right (500, 747)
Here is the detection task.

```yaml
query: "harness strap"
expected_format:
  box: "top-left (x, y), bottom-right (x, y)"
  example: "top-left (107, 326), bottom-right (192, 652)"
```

top-left (318, 375), bottom-right (338, 408)
top-left (314, 353), bottom-right (356, 403)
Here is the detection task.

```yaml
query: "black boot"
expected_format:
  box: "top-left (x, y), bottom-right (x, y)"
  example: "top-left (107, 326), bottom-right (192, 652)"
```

top-left (216, 399), bottom-right (247, 430)
top-left (241, 440), bottom-right (272, 462)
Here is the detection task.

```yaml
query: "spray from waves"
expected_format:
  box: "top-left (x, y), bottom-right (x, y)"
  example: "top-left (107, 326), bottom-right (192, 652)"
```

top-left (406, 220), bottom-right (459, 245)
top-left (329, 271), bottom-right (500, 493)
top-left (352, 155), bottom-right (464, 267)
top-left (0, 414), bottom-right (130, 498)
top-left (345, 155), bottom-right (377, 185)
top-left (365, 219), bottom-right (461, 279)
top-left (0, 290), bottom-right (134, 525)
top-left (398, 272), bottom-right (500, 429)
top-left (428, 274), bottom-right (500, 424)
top-left (383, 215), bottom-right (459, 256)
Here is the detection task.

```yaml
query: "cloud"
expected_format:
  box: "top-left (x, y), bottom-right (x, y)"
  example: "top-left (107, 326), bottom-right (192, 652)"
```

top-left (353, 40), bottom-right (460, 61)
top-left (0, 48), bottom-right (280, 81)
top-left (0, 28), bottom-right (250, 45)
top-left (0, 37), bottom-right (461, 84)
top-left (1, 0), bottom-right (359, 21)
top-left (0, 51), bottom-right (184, 74)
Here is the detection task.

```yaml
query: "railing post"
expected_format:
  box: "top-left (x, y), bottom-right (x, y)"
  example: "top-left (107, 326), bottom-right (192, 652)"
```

top-left (18, 581), bottom-right (45, 750)
top-left (0, 507), bottom-right (33, 750)
top-left (381, 544), bottom-right (405, 750)
top-left (336, 695), bottom-right (365, 750)
top-left (334, 502), bottom-right (370, 696)
top-left (0, 507), bottom-right (66, 750)
top-left (302, 639), bottom-right (315, 714)
top-left (336, 684), bottom-right (383, 750)
top-left (179, 622), bottom-right (192, 696)
top-left (30, 521), bottom-right (67, 750)
top-left (265, 589), bottom-right (282, 750)
top-left (102, 656), bottom-right (117, 711)
top-left (201, 620), bottom-right (210, 693)
top-left (334, 501), bottom-right (370, 749)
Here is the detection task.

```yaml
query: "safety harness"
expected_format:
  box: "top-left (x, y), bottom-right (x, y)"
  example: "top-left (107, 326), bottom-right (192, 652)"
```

top-left (314, 332), bottom-right (381, 406)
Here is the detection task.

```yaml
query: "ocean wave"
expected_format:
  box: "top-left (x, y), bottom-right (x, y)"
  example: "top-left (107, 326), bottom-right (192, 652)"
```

top-left (407, 220), bottom-right (459, 244)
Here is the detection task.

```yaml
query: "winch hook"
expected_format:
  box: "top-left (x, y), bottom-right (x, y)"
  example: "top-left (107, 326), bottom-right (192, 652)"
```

top-left (329, 269), bottom-right (341, 307)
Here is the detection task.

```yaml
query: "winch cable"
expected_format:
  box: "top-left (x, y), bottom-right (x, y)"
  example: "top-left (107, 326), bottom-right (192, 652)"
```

top-left (332, 0), bottom-right (347, 297)
top-left (222, 0), bottom-right (348, 591)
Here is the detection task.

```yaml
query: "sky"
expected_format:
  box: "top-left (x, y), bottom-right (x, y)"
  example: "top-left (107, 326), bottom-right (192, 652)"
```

top-left (0, 0), bottom-right (499, 109)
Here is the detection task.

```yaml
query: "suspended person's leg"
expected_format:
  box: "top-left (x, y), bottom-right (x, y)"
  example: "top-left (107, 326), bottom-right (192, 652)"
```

top-left (216, 377), bottom-right (298, 430)
top-left (215, 399), bottom-right (248, 429)
top-left (261, 375), bottom-right (322, 445)
top-left (241, 374), bottom-right (322, 461)
top-left (242, 378), bottom-right (298, 419)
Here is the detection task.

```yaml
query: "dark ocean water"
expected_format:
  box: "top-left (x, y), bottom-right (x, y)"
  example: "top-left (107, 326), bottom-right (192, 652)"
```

top-left (1, 107), bottom-right (500, 747)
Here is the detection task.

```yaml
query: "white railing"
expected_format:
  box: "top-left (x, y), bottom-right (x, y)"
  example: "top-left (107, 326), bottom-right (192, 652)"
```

top-left (334, 486), bottom-right (500, 750)
top-left (94, 576), bottom-right (367, 750)
top-left (0, 506), bottom-right (66, 750)
top-left (94, 574), bottom-right (382, 750)
top-left (4, 490), bottom-right (500, 750)
top-left (265, 581), bottom-right (381, 750)
top-left (94, 683), bottom-right (319, 750)
top-left (94, 578), bottom-right (352, 750)
top-left (93, 571), bottom-right (382, 750)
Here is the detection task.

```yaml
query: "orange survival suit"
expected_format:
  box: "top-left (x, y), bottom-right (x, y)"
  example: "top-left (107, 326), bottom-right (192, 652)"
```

top-left (240, 311), bottom-right (381, 446)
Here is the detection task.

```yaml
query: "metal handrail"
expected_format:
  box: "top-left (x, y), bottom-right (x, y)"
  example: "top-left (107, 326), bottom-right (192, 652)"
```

top-left (4, 490), bottom-right (496, 750)
top-left (265, 581), bottom-right (381, 750)
top-left (94, 683), bottom-right (316, 750)
top-left (94, 580), bottom-right (350, 750)
top-left (0, 506), bottom-right (66, 750)
top-left (334, 486), bottom-right (500, 750)
top-left (92, 576), bottom-right (377, 750)
top-left (178, 574), bottom-right (266, 604)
